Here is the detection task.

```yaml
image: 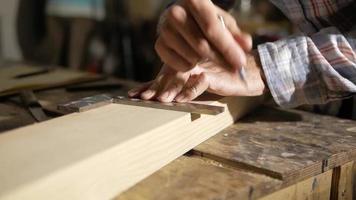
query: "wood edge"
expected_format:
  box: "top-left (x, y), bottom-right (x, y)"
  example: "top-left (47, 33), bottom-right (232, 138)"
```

top-left (335, 161), bottom-right (355, 200)
top-left (191, 150), bottom-right (283, 180)
top-left (0, 94), bottom-right (264, 199)
top-left (259, 170), bottom-right (333, 200)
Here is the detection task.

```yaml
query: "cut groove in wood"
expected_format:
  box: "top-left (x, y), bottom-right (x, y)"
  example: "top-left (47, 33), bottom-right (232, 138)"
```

top-left (330, 166), bottom-right (341, 200)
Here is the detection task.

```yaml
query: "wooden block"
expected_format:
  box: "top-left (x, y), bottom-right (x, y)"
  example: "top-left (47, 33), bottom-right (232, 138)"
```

top-left (194, 107), bottom-right (356, 185)
top-left (337, 162), bottom-right (355, 200)
top-left (117, 156), bottom-right (282, 200)
top-left (260, 170), bottom-right (332, 200)
top-left (0, 95), bottom-right (263, 200)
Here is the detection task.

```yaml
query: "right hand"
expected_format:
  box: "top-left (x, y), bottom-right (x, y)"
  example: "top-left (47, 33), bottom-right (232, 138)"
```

top-left (155, 0), bottom-right (252, 73)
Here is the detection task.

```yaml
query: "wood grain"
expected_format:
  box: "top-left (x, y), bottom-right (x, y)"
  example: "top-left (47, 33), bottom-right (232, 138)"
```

top-left (261, 170), bottom-right (332, 200)
top-left (117, 156), bottom-right (282, 200)
top-left (0, 95), bottom-right (263, 200)
top-left (337, 162), bottom-right (355, 200)
top-left (194, 107), bottom-right (356, 185)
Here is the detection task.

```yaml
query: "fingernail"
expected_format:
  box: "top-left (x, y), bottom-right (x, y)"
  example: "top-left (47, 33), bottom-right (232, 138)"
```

top-left (159, 92), bottom-right (171, 102)
top-left (157, 93), bottom-right (167, 102)
top-left (162, 91), bottom-right (170, 99)
top-left (175, 95), bottom-right (187, 103)
top-left (128, 89), bottom-right (139, 97)
top-left (141, 90), bottom-right (154, 99)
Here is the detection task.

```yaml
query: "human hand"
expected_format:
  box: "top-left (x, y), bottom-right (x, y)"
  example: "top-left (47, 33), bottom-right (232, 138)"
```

top-left (155, 0), bottom-right (252, 73)
top-left (128, 53), bottom-right (266, 103)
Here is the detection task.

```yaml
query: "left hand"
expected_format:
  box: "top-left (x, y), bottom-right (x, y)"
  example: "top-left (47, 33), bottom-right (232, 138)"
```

top-left (128, 53), bottom-right (266, 103)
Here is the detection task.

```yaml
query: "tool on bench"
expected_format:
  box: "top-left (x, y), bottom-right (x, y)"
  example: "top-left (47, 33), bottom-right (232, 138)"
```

top-left (58, 94), bottom-right (225, 115)
top-left (20, 90), bottom-right (49, 122)
top-left (14, 67), bottom-right (54, 79)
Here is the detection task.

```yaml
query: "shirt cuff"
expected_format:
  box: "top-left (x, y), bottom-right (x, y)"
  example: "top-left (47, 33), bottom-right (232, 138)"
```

top-left (257, 36), bottom-right (328, 108)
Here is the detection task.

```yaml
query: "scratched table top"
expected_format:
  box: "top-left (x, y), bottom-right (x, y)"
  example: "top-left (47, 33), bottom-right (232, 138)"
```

top-left (1, 78), bottom-right (356, 199)
top-left (116, 107), bottom-right (356, 200)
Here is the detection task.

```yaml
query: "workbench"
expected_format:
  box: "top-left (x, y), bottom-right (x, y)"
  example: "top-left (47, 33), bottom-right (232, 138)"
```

top-left (0, 78), bottom-right (355, 200)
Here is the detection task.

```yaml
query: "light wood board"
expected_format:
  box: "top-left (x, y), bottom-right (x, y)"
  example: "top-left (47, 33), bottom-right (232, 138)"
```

top-left (0, 95), bottom-right (263, 200)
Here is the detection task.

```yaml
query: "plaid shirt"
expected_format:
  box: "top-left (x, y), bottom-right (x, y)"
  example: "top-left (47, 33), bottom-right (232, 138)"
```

top-left (257, 0), bottom-right (356, 108)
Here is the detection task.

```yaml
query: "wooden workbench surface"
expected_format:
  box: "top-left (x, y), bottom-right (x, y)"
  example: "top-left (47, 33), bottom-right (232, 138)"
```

top-left (0, 79), bottom-right (355, 200)
top-left (117, 107), bottom-right (356, 200)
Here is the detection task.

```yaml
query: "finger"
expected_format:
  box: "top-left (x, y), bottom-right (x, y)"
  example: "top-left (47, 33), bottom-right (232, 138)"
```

top-left (185, 0), bottom-right (247, 69)
top-left (128, 81), bottom-right (153, 97)
top-left (235, 33), bottom-right (253, 52)
top-left (157, 72), bottom-right (188, 102)
top-left (142, 69), bottom-right (176, 100)
top-left (140, 74), bottom-right (166, 100)
top-left (165, 4), bottom-right (224, 67)
top-left (155, 37), bottom-right (192, 72)
top-left (217, 8), bottom-right (253, 52)
top-left (224, 19), bottom-right (253, 52)
top-left (160, 23), bottom-right (200, 66)
top-left (176, 73), bottom-right (209, 102)
top-left (140, 82), bottom-right (159, 100)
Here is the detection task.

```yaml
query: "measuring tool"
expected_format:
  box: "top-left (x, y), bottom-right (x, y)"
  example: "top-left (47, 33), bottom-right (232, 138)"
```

top-left (58, 94), bottom-right (225, 115)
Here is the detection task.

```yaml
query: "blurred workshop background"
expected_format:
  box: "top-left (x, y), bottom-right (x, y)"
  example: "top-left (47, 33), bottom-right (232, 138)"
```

top-left (0, 0), bottom-right (292, 82)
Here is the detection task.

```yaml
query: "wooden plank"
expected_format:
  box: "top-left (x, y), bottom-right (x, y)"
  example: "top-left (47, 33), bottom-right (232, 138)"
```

top-left (117, 156), bottom-right (282, 200)
top-left (0, 78), bottom-right (136, 133)
top-left (0, 65), bottom-right (99, 96)
top-left (337, 161), bottom-right (355, 200)
top-left (0, 95), bottom-right (263, 200)
top-left (194, 107), bottom-right (356, 185)
top-left (260, 170), bottom-right (332, 200)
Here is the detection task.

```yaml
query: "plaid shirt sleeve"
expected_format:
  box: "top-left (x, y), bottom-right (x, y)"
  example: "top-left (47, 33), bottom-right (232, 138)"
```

top-left (258, 0), bottom-right (356, 108)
